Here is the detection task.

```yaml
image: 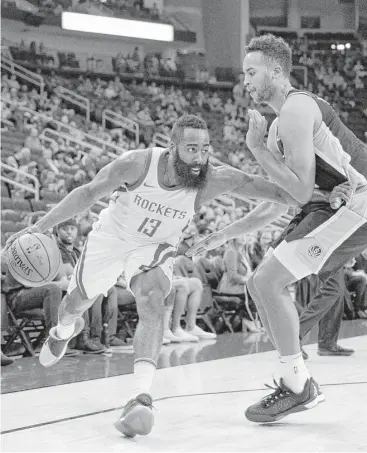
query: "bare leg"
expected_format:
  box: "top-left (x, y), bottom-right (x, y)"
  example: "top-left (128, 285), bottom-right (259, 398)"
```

top-left (247, 275), bottom-right (277, 348)
top-left (252, 257), bottom-right (300, 356)
top-left (251, 255), bottom-right (310, 393)
top-left (57, 287), bottom-right (100, 339)
top-left (129, 267), bottom-right (170, 397)
top-left (163, 287), bottom-right (176, 331)
top-left (170, 278), bottom-right (189, 332)
top-left (185, 278), bottom-right (203, 330)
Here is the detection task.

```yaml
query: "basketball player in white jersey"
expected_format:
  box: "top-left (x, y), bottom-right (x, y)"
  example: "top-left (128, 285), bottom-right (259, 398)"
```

top-left (187, 34), bottom-right (367, 423)
top-left (5, 114), bottom-right (347, 437)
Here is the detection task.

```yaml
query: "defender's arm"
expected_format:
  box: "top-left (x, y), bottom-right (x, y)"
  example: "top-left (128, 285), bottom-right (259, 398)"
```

top-left (247, 97), bottom-right (316, 204)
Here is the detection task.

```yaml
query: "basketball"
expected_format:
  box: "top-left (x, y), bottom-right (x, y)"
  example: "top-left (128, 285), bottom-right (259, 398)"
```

top-left (6, 233), bottom-right (61, 287)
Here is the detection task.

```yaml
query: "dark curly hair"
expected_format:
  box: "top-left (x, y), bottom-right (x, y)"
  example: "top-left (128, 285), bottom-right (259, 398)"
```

top-left (244, 34), bottom-right (292, 77)
top-left (171, 114), bottom-right (208, 144)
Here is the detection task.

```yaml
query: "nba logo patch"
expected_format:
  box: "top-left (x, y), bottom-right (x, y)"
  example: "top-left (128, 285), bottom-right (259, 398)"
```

top-left (307, 244), bottom-right (323, 259)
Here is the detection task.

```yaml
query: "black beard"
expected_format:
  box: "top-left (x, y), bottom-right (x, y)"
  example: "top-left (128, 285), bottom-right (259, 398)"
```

top-left (172, 151), bottom-right (209, 191)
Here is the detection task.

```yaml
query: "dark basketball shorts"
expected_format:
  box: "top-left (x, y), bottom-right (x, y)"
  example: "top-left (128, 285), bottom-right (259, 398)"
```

top-left (271, 186), bottom-right (367, 282)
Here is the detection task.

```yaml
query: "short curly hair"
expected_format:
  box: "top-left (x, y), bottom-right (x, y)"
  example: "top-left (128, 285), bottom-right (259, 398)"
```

top-left (244, 34), bottom-right (292, 77)
top-left (171, 114), bottom-right (208, 144)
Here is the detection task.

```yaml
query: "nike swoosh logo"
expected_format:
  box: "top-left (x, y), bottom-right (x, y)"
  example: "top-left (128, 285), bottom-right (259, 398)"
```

top-left (143, 183), bottom-right (155, 188)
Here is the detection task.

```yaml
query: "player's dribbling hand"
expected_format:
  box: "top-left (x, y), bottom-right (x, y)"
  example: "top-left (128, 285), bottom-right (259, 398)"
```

top-left (2, 225), bottom-right (42, 256)
top-left (185, 231), bottom-right (228, 258)
top-left (246, 109), bottom-right (268, 151)
top-left (329, 181), bottom-right (355, 210)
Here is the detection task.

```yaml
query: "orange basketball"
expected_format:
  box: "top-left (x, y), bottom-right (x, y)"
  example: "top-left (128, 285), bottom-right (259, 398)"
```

top-left (6, 233), bottom-right (61, 287)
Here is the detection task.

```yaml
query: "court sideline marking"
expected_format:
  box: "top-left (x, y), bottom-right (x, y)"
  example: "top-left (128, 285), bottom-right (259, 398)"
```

top-left (2, 381), bottom-right (366, 435)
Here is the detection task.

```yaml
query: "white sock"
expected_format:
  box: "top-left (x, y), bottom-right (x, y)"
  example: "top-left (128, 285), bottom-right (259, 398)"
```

top-left (278, 353), bottom-right (310, 393)
top-left (56, 322), bottom-right (75, 340)
top-left (131, 359), bottom-right (156, 399)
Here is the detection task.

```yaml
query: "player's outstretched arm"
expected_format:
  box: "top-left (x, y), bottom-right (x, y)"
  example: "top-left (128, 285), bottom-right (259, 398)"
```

top-left (3, 151), bottom-right (146, 251)
top-left (199, 166), bottom-right (300, 207)
top-left (231, 173), bottom-right (300, 207)
top-left (186, 201), bottom-right (287, 257)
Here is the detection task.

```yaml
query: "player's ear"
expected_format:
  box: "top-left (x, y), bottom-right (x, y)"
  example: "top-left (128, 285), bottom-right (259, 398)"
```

top-left (273, 65), bottom-right (282, 79)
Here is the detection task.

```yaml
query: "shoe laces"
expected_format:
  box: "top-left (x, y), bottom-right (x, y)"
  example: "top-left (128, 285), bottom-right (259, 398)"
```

top-left (262, 379), bottom-right (292, 408)
top-left (136, 393), bottom-right (156, 411)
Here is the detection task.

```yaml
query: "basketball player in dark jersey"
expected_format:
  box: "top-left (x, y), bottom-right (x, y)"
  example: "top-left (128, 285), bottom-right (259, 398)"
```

top-left (187, 34), bottom-right (367, 423)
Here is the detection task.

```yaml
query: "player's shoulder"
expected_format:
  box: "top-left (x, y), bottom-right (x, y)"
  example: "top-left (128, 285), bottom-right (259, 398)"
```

top-left (108, 148), bottom-right (153, 186)
top-left (281, 91), bottom-right (319, 117)
top-left (120, 148), bottom-right (152, 167)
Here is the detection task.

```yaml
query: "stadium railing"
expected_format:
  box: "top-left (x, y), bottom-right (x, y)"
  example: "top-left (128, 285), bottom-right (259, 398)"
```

top-left (102, 109), bottom-right (139, 146)
top-left (16, 105), bottom-right (124, 157)
top-left (1, 56), bottom-right (45, 96)
top-left (152, 132), bottom-right (170, 148)
top-left (41, 128), bottom-right (103, 159)
top-left (0, 163), bottom-right (40, 200)
top-left (57, 86), bottom-right (91, 122)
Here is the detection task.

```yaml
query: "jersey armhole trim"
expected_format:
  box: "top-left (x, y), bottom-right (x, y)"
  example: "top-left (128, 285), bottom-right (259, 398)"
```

top-left (127, 148), bottom-right (153, 191)
top-left (194, 188), bottom-right (204, 213)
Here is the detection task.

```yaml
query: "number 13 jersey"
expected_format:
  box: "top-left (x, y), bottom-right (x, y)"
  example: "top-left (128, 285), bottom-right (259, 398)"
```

top-left (98, 147), bottom-right (200, 246)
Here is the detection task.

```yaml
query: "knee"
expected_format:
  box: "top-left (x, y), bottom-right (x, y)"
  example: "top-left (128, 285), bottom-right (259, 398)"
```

top-left (252, 262), bottom-right (284, 296)
top-left (106, 286), bottom-right (118, 307)
top-left (165, 287), bottom-right (176, 307)
top-left (188, 277), bottom-right (203, 293)
top-left (174, 278), bottom-right (190, 296)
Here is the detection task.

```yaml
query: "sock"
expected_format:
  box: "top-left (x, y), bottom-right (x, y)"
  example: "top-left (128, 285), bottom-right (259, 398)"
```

top-left (278, 352), bottom-right (310, 393)
top-left (131, 359), bottom-right (156, 399)
top-left (56, 322), bottom-right (75, 340)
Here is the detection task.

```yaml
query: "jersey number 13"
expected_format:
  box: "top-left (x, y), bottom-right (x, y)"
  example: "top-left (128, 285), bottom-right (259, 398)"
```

top-left (137, 217), bottom-right (162, 237)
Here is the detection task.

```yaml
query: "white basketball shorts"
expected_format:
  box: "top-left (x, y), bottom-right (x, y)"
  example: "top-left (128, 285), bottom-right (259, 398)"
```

top-left (67, 220), bottom-right (176, 299)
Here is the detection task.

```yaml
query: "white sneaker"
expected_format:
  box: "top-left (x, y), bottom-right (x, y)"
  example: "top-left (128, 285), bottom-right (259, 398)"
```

top-left (163, 329), bottom-right (182, 343)
top-left (162, 337), bottom-right (171, 345)
top-left (186, 325), bottom-right (217, 340)
top-left (172, 327), bottom-right (199, 342)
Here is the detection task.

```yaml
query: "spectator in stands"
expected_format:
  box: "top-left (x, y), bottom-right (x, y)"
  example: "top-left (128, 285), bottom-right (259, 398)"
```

top-left (208, 93), bottom-right (223, 113)
top-left (40, 170), bottom-right (65, 196)
top-left (345, 249), bottom-right (367, 319)
top-left (136, 106), bottom-right (155, 127)
top-left (163, 274), bottom-right (217, 343)
top-left (55, 218), bottom-right (124, 353)
top-left (232, 74), bottom-right (245, 104)
top-left (8, 75), bottom-right (20, 91)
top-left (1, 254), bottom-right (14, 366)
top-left (298, 267), bottom-right (355, 358)
top-left (223, 117), bottom-right (238, 142)
top-left (1, 257), bottom-right (67, 346)
top-left (24, 128), bottom-right (43, 153)
top-left (104, 81), bottom-right (117, 99)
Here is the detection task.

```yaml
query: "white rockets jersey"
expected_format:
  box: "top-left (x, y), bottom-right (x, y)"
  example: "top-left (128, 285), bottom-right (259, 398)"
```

top-left (98, 147), bottom-right (199, 246)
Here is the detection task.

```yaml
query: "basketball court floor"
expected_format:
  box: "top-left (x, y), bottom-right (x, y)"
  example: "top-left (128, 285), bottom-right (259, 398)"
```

top-left (2, 323), bottom-right (367, 452)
